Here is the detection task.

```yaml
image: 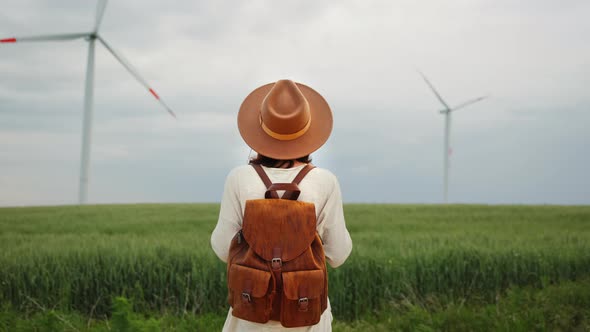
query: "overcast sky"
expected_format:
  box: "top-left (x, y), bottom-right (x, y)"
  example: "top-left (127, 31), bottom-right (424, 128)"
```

top-left (1, 0), bottom-right (589, 206)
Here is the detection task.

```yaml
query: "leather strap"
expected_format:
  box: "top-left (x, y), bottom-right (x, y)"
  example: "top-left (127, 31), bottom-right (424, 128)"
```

top-left (250, 163), bottom-right (316, 200)
top-left (242, 279), bottom-right (253, 304)
top-left (272, 247), bottom-right (282, 270)
top-left (266, 183), bottom-right (301, 200)
top-left (292, 164), bottom-right (315, 186)
top-left (282, 164), bottom-right (315, 200)
top-left (298, 284), bottom-right (309, 312)
top-left (250, 163), bottom-right (279, 199)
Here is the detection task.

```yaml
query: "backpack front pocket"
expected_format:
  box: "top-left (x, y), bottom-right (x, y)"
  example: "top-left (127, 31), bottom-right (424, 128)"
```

top-left (228, 264), bottom-right (272, 323)
top-left (280, 269), bottom-right (325, 327)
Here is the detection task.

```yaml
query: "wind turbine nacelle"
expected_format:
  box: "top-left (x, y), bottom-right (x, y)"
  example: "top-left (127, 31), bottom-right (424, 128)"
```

top-left (439, 109), bottom-right (450, 114)
top-left (85, 34), bottom-right (98, 41)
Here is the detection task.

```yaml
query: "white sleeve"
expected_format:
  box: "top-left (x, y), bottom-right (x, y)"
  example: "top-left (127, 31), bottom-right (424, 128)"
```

top-left (317, 174), bottom-right (353, 268)
top-left (211, 169), bottom-right (242, 263)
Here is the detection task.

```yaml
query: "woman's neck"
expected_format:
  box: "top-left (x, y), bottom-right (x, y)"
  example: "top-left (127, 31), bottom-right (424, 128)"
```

top-left (287, 161), bottom-right (305, 168)
top-left (272, 160), bottom-right (306, 169)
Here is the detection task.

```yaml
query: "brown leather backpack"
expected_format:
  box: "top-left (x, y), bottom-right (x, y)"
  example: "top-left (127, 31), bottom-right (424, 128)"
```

top-left (226, 163), bottom-right (328, 327)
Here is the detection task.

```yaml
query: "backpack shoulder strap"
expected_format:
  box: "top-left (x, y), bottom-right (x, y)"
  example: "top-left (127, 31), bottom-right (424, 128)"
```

top-left (281, 164), bottom-right (316, 200)
top-left (250, 163), bottom-right (279, 199)
top-left (292, 164), bottom-right (315, 186)
top-left (250, 163), bottom-right (316, 200)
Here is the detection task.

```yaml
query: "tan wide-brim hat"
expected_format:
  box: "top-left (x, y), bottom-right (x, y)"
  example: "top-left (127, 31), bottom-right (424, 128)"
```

top-left (238, 80), bottom-right (333, 160)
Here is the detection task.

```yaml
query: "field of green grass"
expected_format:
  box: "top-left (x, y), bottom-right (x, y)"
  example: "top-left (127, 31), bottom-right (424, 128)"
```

top-left (1, 204), bottom-right (590, 331)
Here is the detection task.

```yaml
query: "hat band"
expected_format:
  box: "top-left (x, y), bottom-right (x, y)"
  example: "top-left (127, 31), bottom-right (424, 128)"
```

top-left (260, 117), bottom-right (311, 141)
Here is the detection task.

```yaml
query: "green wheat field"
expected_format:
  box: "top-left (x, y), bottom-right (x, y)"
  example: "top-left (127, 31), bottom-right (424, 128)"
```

top-left (1, 204), bottom-right (590, 331)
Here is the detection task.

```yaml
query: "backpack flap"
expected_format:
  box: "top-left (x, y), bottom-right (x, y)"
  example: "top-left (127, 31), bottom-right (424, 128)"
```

top-left (242, 199), bottom-right (316, 262)
top-left (280, 269), bottom-right (325, 327)
top-left (228, 264), bottom-right (272, 323)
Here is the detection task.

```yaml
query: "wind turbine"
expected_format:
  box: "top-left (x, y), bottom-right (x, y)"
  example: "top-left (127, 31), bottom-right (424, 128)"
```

top-left (417, 70), bottom-right (487, 203)
top-left (1, 0), bottom-right (176, 205)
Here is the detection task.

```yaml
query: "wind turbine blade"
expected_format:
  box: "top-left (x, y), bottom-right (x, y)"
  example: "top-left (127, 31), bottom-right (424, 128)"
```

top-left (451, 95), bottom-right (488, 112)
top-left (416, 69), bottom-right (451, 110)
top-left (94, 0), bottom-right (108, 32)
top-left (1, 33), bottom-right (90, 43)
top-left (97, 36), bottom-right (176, 118)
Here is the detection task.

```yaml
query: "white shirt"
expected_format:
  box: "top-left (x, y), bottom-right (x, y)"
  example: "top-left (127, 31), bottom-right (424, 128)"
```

top-left (211, 164), bottom-right (353, 332)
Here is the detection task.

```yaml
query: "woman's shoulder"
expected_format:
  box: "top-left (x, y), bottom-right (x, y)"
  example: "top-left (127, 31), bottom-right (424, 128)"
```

top-left (227, 164), bottom-right (255, 176)
top-left (307, 166), bottom-right (338, 183)
top-left (223, 165), bottom-right (255, 186)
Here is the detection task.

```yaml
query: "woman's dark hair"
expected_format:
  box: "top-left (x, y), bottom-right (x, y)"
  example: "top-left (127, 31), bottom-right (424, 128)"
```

top-left (249, 154), bottom-right (312, 168)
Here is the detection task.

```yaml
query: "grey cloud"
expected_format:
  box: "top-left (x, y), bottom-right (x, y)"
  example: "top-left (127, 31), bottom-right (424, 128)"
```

top-left (1, 0), bottom-right (589, 206)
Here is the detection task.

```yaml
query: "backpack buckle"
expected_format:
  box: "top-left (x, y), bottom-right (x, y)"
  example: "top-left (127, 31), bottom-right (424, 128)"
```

top-left (298, 297), bottom-right (309, 312)
top-left (241, 292), bottom-right (251, 304)
top-left (271, 258), bottom-right (282, 270)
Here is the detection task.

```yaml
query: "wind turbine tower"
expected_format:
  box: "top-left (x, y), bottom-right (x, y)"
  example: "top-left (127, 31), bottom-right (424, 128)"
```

top-left (1, 0), bottom-right (176, 204)
top-left (417, 70), bottom-right (487, 203)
